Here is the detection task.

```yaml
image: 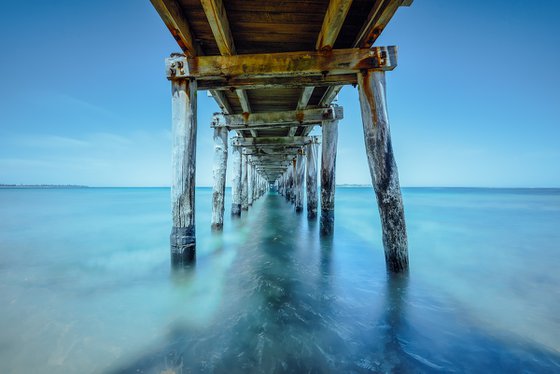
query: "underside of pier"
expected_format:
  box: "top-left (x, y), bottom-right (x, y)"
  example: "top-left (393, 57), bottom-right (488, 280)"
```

top-left (151, 0), bottom-right (412, 272)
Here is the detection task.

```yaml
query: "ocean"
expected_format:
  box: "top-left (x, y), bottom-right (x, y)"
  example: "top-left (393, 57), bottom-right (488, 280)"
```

top-left (0, 187), bottom-right (559, 373)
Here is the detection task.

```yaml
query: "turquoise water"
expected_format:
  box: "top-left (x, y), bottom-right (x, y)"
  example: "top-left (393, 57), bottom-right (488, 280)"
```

top-left (0, 187), bottom-right (559, 373)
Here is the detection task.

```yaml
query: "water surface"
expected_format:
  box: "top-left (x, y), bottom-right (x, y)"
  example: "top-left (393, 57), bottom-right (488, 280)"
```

top-left (0, 187), bottom-right (559, 373)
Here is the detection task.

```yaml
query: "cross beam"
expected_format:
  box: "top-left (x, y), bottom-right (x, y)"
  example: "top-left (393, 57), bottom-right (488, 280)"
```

top-left (166, 47), bottom-right (397, 81)
top-left (232, 136), bottom-right (318, 148)
top-left (213, 106), bottom-right (343, 129)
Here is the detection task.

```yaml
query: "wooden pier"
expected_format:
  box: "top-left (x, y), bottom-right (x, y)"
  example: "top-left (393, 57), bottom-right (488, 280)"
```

top-left (152, 0), bottom-right (412, 272)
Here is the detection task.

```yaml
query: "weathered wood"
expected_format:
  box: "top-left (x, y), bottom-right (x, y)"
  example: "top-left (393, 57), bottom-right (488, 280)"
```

top-left (231, 145), bottom-right (242, 216)
top-left (231, 136), bottom-right (317, 147)
top-left (248, 163), bottom-right (253, 206)
top-left (297, 87), bottom-right (315, 110)
top-left (210, 90), bottom-right (232, 114)
top-left (354, 0), bottom-right (406, 49)
top-left (295, 151), bottom-right (305, 212)
top-left (215, 107), bottom-right (343, 129)
top-left (316, 0), bottom-right (353, 51)
top-left (319, 86), bottom-right (342, 107)
top-left (358, 70), bottom-right (408, 273)
top-left (236, 89), bottom-right (251, 112)
top-left (198, 74), bottom-right (358, 91)
top-left (211, 127), bottom-right (228, 230)
top-left (306, 142), bottom-right (318, 219)
top-left (170, 79), bottom-right (197, 265)
top-left (200, 0), bottom-right (236, 56)
top-left (165, 47), bottom-right (398, 80)
top-left (150, 0), bottom-right (197, 57)
top-left (320, 119), bottom-right (338, 235)
top-left (241, 153), bottom-right (248, 210)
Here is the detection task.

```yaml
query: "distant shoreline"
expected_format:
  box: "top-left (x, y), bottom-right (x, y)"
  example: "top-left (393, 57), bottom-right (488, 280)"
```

top-left (0, 184), bottom-right (89, 189)
top-left (1, 185), bottom-right (558, 190)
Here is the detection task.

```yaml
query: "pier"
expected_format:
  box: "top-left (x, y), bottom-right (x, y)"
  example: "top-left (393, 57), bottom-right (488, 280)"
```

top-left (151, 0), bottom-right (412, 272)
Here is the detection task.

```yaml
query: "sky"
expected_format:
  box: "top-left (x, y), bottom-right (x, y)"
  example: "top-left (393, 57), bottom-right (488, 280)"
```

top-left (0, 0), bottom-right (559, 187)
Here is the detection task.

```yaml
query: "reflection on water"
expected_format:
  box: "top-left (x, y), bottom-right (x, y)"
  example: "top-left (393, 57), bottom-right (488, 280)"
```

top-left (0, 187), bottom-right (559, 373)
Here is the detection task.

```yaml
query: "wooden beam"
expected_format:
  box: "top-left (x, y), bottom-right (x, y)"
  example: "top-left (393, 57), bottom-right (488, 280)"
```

top-left (215, 107), bottom-right (343, 128)
top-left (236, 89), bottom-right (251, 112)
top-left (200, 0), bottom-right (236, 56)
top-left (232, 137), bottom-right (316, 147)
top-left (354, 0), bottom-right (409, 48)
top-left (201, 0), bottom-right (256, 126)
top-left (198, 74), bottom-right (357, 91)
top-left (316, 0), bottom-right (354, 51)
top-left (319, 86), bottom-right (343, 107)
top-left (297, 87), bottom-right (315, 110)
top-left (246, 149), bottom-right (298, 155)
top-left (150, 0), bottom-right (197, 57)
top-left (211, 90), bottom-right (233, 114)
top-left (166, 47), bottom-right (398, 80)
top-left (315, 0), bottom-right (409, 108)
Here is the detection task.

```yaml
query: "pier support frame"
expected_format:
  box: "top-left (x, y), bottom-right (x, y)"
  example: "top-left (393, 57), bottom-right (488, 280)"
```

top-left (306, 143), bottom-right (318, 219)
top-left (231, 145), bottom-right (242, 216)
top-left (358, 70), bottom-right (409, 273)
top-left (211, 127), bottom-right (228, 230)
top-left (170, 78), bottom-right (197, 265)
top-left (295, 150), bottom-right (305, 212)
top-left (321, 119), bottom-right (338, 235)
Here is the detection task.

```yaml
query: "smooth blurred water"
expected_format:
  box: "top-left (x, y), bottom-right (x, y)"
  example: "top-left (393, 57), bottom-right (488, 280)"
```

top-left (0, 187), bottom-right (559, 373)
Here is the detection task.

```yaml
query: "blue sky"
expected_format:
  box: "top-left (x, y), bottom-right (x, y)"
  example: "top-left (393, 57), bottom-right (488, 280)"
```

top-left (1, 0), bottom-right (559, 187)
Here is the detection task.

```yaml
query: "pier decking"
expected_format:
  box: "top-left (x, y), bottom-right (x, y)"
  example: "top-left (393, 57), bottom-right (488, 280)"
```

top-left (151, 0), bottom-right (412, 272)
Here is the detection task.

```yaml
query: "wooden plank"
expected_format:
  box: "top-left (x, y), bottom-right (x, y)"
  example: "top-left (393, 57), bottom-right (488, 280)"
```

top-left (166, 47), bottom-right (398, 80)
top-left (357, 70), bottom-right (408, 272)
top-left (150, 0), bottom-right (198, 57)
top-left (170, 79), bottom-right (197, 264)
top-left (198, 74), bottom-right (357, 91)
top-left (211, 127), bottom-right (228, 230)
top-left (200, 0), bottom-right (236, 56)
top-left (216, 107), bottom-right (343, 128)
top-left (316, 0), bottom-right (353, 50)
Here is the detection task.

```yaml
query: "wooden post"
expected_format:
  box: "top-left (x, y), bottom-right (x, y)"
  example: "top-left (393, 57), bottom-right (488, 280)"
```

top-left (321, 118), bottom-right (338, 235)
top-left (295, 151), bottom-right (305, 212)
top-left (211, 127), bottom-right (228, 230)
top-left (241, 153), bottom-right (248, 210)
top-left (289, 161), bottom-right (296, 203)
top-left (170, 79), bottom-right (197, 265)
top-left (306, 142), bottom-right (318, 219)
top-left (358, 70), bottom-right (409, 273)
top-left (247, 162), bottom-right (252, 206)
top-left (231, 145), bottom-right (242, 216)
